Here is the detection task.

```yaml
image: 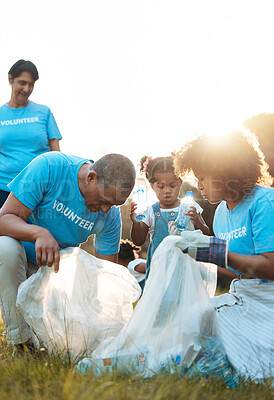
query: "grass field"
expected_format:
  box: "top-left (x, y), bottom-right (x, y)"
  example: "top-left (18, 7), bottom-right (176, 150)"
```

top-left (0, 320), bottom-right (274, 400)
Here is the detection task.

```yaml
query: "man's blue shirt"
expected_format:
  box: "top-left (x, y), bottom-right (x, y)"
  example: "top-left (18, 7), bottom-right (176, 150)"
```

top-left (8, 152), bottom-right (121, 264)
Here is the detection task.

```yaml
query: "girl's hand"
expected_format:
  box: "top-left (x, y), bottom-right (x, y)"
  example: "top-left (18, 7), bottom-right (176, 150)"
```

top-left (130, 202), bottom-right (138, 223)
top-left (130, 202), bottom-right (149, 245)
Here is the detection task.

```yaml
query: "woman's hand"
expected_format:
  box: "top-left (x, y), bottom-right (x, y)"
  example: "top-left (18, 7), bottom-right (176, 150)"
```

top-left (186, 206), bottom-right (210, 235)
top-left (185, 206), bottom-right (199, 223)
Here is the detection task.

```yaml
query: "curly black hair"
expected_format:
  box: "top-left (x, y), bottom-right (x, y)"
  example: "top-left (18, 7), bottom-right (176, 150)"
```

top-left (173, 130), bottom-right (273, 199)
top-left (118, 239), bottom-right (141, 262)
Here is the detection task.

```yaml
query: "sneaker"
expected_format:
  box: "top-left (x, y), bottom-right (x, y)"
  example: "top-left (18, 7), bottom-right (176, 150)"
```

top-left (11, 338), bottom-right (36, 360)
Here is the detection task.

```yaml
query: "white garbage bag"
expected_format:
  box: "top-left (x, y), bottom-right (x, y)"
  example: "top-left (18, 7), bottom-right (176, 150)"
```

top-left (16, 247), bottom-right (141, 360)
top-left (80, 235), bottom-right (219, 377)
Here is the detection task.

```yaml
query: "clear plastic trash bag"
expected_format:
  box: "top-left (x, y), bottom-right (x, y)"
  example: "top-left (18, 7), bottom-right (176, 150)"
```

top-left (16, 247), bottom-right (141, 360)
top-left (76, 235), bottom-right (236, 385)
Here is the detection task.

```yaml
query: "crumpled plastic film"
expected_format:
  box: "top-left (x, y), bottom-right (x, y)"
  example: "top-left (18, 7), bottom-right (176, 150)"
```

top-left (16, 247), bottom-right (141, 360)
top-left (83, 235), bottom-right (221, 377)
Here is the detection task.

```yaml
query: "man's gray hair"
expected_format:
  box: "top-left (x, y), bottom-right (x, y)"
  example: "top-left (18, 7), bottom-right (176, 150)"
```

top-left (90, 154), bottom-right (136, 196)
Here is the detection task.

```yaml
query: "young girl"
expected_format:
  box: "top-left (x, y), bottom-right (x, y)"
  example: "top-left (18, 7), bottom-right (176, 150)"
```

top-left (118, 239), bottom-right (146, 291)
top-left (130, 156), bottom-right (209, 279)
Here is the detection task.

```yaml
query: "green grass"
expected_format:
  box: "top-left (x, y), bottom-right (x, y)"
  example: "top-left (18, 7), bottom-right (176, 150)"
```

top-left (0, 319), bottom-right (274, 400)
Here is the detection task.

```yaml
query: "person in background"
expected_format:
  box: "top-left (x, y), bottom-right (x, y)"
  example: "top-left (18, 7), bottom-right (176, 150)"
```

top-left (118, 239), bottom-right (146, 291)
top-left (0, 59), bottom-right (62, 207)
top-left (0, 152), bottom-right (136, 356)
top-left (173, 130), bottom-right (274, 381)
top-left (130, 156), bottom-right (209, 280)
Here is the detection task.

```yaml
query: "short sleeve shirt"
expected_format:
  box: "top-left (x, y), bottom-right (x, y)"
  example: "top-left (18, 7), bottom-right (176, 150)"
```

top-left (213, 186), bottom-right (274, 272)
top-left (8, 152), bottom-right (121, 264)
top-left (0, 101), bottom-right (62, 191)
top-left (142, 198), bottom-right (203, 237)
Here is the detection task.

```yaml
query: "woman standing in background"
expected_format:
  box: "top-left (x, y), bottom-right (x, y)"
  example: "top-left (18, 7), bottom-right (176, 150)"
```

top-left (0, 59), bottom-right (62, 207)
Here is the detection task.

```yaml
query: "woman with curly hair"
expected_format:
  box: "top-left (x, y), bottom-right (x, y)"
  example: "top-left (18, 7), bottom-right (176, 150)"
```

top-left (173, 130), bottom-right (274, 381)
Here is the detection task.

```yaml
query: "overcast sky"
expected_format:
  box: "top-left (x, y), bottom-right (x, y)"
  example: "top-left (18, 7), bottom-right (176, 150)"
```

top-left (1, 0), bottom-right (274, 166)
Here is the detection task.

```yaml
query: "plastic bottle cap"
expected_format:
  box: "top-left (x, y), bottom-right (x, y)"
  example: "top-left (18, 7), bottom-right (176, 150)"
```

top-left (186, 191), bottom-right (193, 196)
top-left (137, 189), bottom-right (145, 194)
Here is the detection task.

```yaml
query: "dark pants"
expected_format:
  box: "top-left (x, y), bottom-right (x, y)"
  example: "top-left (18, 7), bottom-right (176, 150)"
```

top-left (0, 190), bottom-right (10, 208)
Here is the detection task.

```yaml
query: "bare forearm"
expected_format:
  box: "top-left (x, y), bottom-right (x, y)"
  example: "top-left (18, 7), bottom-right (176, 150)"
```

top-left (0, 196), bottom-right (60, 271)
top-left (228, 252), bottom-right (274, 280)
top-left (131, 222), bottom-right (147, 246)
top-left (0, 214), bottom-right (45, 242)
top-left (135, 262), bottom-right (146, 274)
top-left (191, 213), bottom-right (210, 235)
top-left (217, 266), bottom-right (238, 278)
top-left (194, 220), bottom-right (210, 235)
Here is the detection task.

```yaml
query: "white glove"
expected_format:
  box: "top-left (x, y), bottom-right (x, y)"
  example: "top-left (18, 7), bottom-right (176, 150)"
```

top-left (168, 221), bottom-right (181, 236)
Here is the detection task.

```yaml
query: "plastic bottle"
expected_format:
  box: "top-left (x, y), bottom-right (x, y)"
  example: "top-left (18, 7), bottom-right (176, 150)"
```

top-left (175, 191), bottom-right (194, 231)
top-left (133, 187), bottom-right (147, 222)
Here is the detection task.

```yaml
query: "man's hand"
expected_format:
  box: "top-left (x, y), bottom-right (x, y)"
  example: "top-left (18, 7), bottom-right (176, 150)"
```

top-left (35, 230), bottom-right (60, 272)
top-left (0, 193), bottom-right (61, 272)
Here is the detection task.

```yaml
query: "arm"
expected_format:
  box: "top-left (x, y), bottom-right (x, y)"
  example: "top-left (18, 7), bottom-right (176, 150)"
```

top-left (217, 266), bottom-right (238, 278)
top-left (95, 251), bottom-right (118, 263)
top-left (191, 238), bottom-right (274, 279)
top-left (187, 207), bottom-right (210, 235)
top-left (134, 262), bottom-right (146, 274)
top-left (49, 138), bottom-right (61, 151)
top-left (227, 251), bottom-right (274, 280)
top-left (47, 107), bottom-right (62, 149)
top-left (130, 202), bottom-right (149, 245)
top-left (0, 194), bottom-right (60, 272)
top-left (213, 192), bottom-right (274, 279)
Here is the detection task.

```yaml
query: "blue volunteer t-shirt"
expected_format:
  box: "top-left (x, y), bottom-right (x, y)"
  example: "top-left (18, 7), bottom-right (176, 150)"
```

top-left (213, 186), bottom-right (274, 274)
top-left (8, 152), bottom-right (122, 264)
top-left (0, 101), bottom-right (62, 191)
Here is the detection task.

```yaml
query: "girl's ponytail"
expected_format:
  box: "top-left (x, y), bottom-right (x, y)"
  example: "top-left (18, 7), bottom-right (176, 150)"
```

top-left (139, 156), bottom-right (175, 183)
